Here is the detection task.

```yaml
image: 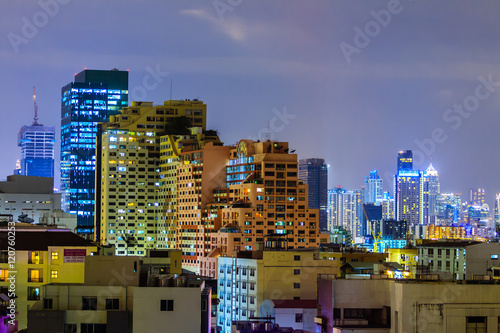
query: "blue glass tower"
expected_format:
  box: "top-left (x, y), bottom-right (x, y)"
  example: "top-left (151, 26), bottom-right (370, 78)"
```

top-left (18, 88), bottom-right (55, 178)
top-left (18, 124), bottom-right (55, 177)
top-left (61, 69), bottom-right (128, 236)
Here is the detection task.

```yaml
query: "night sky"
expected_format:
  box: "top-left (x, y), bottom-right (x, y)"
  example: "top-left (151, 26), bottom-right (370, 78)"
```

top-left (1, 1), bottom-right (500, 207)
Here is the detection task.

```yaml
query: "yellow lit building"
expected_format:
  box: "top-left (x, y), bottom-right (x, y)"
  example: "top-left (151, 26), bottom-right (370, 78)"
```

top-left (387, 247), bottom-right (418, 277)
top-left (158, 127), bottom-right (222, 250)
top-left (203, 140), bottom-right (329, 277)
top-left (96, 100), bottom-right (213, 255)
top-left (0, 227), bottom-right (97, 330)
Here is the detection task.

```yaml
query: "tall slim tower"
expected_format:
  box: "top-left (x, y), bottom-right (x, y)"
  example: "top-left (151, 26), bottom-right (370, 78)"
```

top-left (18, 87), bottom-right (55, 177)
top-left (298, 158), bottom-right (328, 231)
top-left (424, 164), bottom-right (440, 224)
top-left (61, 69), bottom-right (128, 236)
top-left (395, 150), bottom-right (422, 226)
top-left (364, 170), bottom-right (383, 204)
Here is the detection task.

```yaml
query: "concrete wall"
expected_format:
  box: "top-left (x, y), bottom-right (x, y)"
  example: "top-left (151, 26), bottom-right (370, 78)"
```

top-left (84, 255), bottom-right (140, 286)
top-left (133, 287), bottom-right (202, 333)
top-left (466, 242), bottom-right (500, 279)
top-left (274, 307), bottom-right (316, 332)
top-left (392, 282), bottom-right (500, 333)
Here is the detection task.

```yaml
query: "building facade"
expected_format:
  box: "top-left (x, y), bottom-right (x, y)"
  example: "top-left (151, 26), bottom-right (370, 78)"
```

top-left (298, 158), bottom-right (328, 231)
top-left (61, 69), bottom-right (129, 235)
top-left (0, 175), bottom-right (60, 223)
top-left (363, 170), bottom-right (383, 204)
top-left (18, 124), bottom-right (55, 178)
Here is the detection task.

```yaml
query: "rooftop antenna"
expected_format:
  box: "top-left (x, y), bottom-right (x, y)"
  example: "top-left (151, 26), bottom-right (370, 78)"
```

top-left (32, 86), bottom-right (39, 125)
top-left (265, 119), bottom-right (272, 141)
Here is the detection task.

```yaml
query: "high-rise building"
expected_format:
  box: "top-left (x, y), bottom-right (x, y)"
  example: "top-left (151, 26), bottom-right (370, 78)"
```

top-left (435, 193), bottom-right (461, 224)
top-left (380, 191), bottom-right (395, 220)
top-left (397, 150), bottom-right (413, 171)
top-left (469, 188), bottom-right (485, 206)
top-left (395, 169), bottom-right (421, 226)
top-left (364, 170), bottom-right (383, 204)
top-left (18, 124), bottom-right (55, 178)
top-left (18, 89), bottom-right (55, 178)
top-left (61, 69), bottom-right (128, 236)
top-left (495, 193), bottom-right (500, 237)
top-left (327, 186), bottom-right (363, 239)
top-left (299, 158), bottom-right (328, 231)
top-left (95, 100), bottom-right (210, 255)
top-left (425, 164), bottom-right (440, 224)
top-left (394, 151), bottom-right (437, 226)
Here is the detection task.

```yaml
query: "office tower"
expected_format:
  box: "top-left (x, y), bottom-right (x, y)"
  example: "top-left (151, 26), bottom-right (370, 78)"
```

top-left (469, 188), bottom-right (485, 206)
top-left (395, 169), bottom-right (421, 225)
top-left (61, 69), bottom-right (128, 236)
top-left (364, 170), bottom-right (383, 204)
top-left (380, 191), bottom-right (395, 220)
top-left (18, 88), bottom-right (55, 177)
top-left (327, 186), bottom-right (363, 238)
top-left (424, 164), bottom-right (440, 224)
top-left (394, 150), bottom-right (424, 226)
top-left (495, 194), bottom-right (500, 237)
top-left (435, 193), bottom-right (461, 224)
top-left (96, 100), bottom-right (210, 255)
top-left (327, 188), bottom-right (342, 231)
top-left (397, 150), bottom-right (413, 171)
top-left (298, 158), bottom-right (328, 231)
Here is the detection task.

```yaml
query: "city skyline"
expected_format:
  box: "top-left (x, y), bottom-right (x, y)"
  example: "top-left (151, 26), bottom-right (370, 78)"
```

top-left (2, 1), bottom-right (500, 208)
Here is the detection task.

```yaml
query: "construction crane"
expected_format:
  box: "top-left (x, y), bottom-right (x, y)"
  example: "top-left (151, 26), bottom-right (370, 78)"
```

top-left (32, 86), bottom-right (39, 126)
top-left (362, 204), bottom-right (383, 253)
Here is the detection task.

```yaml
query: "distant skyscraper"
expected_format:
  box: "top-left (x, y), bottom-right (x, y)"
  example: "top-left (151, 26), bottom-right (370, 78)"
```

top-left (327, 186), bottom-right (363, 239)
top-left (394, 150), bottom-right (428, 226)
top-left (397, 150), bottom-right (413, 171)
top-left (495, 194), bottom-right (500, 237)
top-left (60, 69), bottom-right (128, 235)
top-left (424, 164), bottom-right (440, 224)
top-left (299, 158), bottom-right (328, 231)
top-left (469, 188), bottom-right (485, 206)
top-left (18, 88), bottom-right (55, 178)
top-left (364, 170), bottom-right (383, 204)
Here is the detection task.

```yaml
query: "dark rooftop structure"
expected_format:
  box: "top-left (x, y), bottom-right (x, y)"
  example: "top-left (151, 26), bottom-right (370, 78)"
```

top-left (0, 229), bottom-right (95, 251)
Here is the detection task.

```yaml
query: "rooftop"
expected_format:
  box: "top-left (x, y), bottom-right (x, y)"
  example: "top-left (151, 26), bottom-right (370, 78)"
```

top-left (0, 229), bottom-right (95, 251)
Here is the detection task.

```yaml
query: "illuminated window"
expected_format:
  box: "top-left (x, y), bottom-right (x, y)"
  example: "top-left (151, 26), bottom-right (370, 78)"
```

top-left (51, 270), bottom-right (58, 279)
top-left (27, 287), bottom-right (40, 300)
top-left (0, 269), bottom-right (8, 281)
top-left (28, 269), bottom-right (42, 283)
top-left (28, 251), bottom-right (43, 264)
top-left (51, 251), bottom-right (59, 260)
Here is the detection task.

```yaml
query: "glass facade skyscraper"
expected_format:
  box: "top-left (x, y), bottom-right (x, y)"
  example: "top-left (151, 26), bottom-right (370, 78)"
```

top-left (364, 170), bottom-right (383, 204)
top-left (60, 69), bottom-right (128, 235)
top-left (299, 158), bottom-right (328, 231)
top-left (18, 124), bottom-right (55, 177)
